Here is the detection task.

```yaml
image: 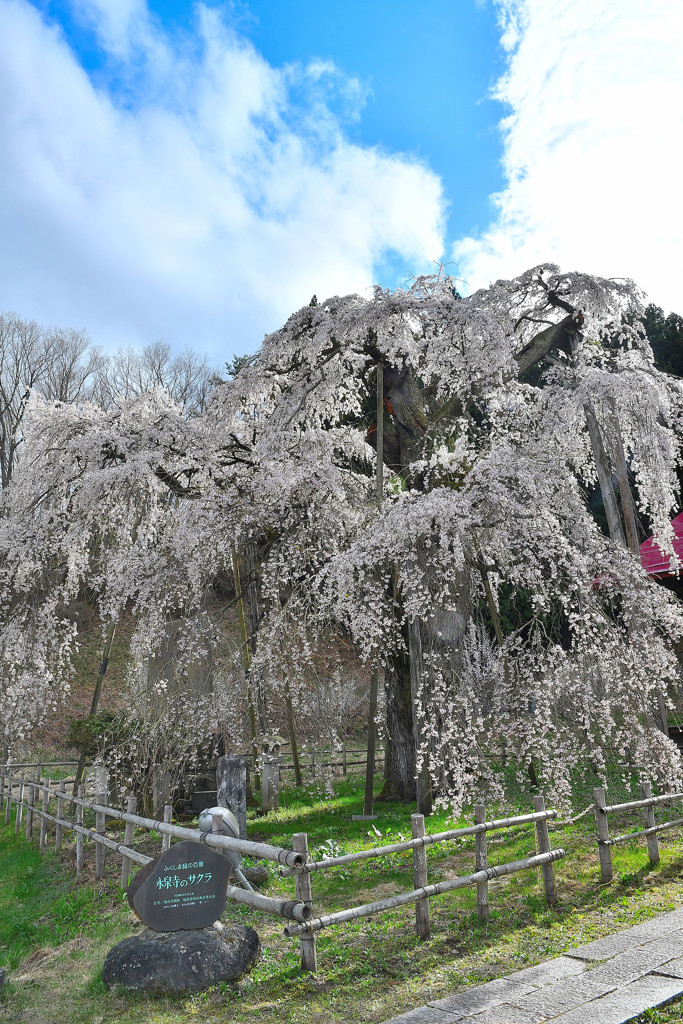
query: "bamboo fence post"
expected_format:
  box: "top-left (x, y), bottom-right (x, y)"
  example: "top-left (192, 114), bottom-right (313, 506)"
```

top-left (292, 833), bottom-right (317, 972)
top-left (342, 745), bottom-right (347, 776)
top-left (55, 781), bottom-right (66, 852)
top-left (475, 804), bottom-right (489, 924)
top-left (15, 778), bottom-right (24, 833)
top-left (640, 781), bottom-right (660, 865)
top-left (26, 773), bottom-right (36, 841)
top-left (3, 769), bottom-right (12, 825)
top-left (39, 783), bottom-right (49, 852)
top-left (162, 804), bottom-right (172, 853)
top-left (95, 790), bottom-right (106, 879)
top-left (594, 787), bottom-right (613, 883)
top-left (121, 795), bottom-right (137, 888)
top-left (411, 813), bottom-right (430, 939)
top-left (76, 785), bottom-right (84, 876)
top-left (533, 795), bottom-right (557, 904)
top-left (0, 767), bottom-right (4, 813)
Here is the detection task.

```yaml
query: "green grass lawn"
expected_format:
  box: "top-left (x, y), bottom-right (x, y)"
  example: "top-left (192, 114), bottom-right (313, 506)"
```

top-left (3, 771), bottom-right (683, 1023)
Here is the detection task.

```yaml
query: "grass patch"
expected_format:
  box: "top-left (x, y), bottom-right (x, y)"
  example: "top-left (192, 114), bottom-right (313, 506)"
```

top-left (3, 771), bottom-right (683, 1023)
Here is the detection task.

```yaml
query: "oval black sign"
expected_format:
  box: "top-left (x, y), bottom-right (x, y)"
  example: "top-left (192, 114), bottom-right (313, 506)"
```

top-left (132, 840), bottom-right (232, 932)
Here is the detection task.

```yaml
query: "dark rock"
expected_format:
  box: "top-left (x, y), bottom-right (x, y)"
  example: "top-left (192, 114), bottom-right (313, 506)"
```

top-left (102, 924), bottom-right (260, 995)
top-left (241, 864), bottom-right (269, 886)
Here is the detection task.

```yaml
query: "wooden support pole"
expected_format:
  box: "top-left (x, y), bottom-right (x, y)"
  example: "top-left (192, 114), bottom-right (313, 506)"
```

top-left (594, 786), bottom-right (613, 884)
top-left (39, 784), bottom-right (49, 852)
top-left (121, 795), bottom-right (137, 888)
top-left (4, 769), bottom-right (12, 826)
top-left (15, 779), bottom-right (24, 833)
top-left (411, 813), bottom-right (431, 939)
top-left (55, 781), bottom-right (66, 853)
top-left (292, 833), bottom-right (317, 973)
top-left (95, 790), bottom-right (106, 879)
top-left (76, 785), bottom-right (84, 876)
top-left (0, 768), bottom-right (4, 813)
top-left (26, 774), bottom-right (36, 841)
top-left (162, 804), bottom-right (173, 853)
top-left (363, 665), bottom-right (379, 817)
top-left (641, 781), bottom-right (660, 865)
top-left (475, 804), bottom-right (489, 924)
top-left (342, 745), bottom-right (347, 776)
top-left (533, 795), bottom-right (557, 904)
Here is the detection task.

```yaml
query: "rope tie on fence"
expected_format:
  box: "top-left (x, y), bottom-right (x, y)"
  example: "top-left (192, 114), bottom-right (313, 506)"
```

top-left (549, 804), bottom-right (594, 829)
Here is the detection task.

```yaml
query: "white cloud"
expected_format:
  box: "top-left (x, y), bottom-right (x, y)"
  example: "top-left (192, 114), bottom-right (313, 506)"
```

top-left (0, 0), bottom-right (445, 354)
top-left (454, 0), bottom-right (683, 313)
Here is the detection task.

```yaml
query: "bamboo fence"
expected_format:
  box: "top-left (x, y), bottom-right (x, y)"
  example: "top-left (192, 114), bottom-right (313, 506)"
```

top-left (593, 782), bottom-right (683, 883)
top-left (0, 765), bottom-right (566, 972)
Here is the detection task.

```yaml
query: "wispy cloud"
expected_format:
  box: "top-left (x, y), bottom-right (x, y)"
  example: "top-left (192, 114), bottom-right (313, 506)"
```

top-left (0, 0), bottom-right (445, 353)
top-left (455, 0), bottom-right (683, 313)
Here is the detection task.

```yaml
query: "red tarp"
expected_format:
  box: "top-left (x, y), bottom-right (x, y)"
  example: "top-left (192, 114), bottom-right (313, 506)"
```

top-left (640, 512), bottom-right (683, 577)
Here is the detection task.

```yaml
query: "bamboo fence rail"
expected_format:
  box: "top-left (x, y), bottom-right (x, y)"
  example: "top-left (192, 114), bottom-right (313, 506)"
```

top-left (284, 849), bottom-right (566, 938)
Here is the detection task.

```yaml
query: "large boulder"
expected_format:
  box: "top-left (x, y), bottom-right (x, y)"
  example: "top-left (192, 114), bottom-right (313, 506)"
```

top-left (103, 924), bottom-right (260, 995)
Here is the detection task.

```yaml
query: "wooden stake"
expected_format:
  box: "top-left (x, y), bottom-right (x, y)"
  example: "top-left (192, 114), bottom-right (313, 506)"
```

top-left (411, 814), bottom-right (430, 939)
top-left (284, 679), bottom-right (303, 788)
top-left (120, 795), bottom-right (137, 888)
top-left (292, 833), bottom-right (317, 972)
top-left (641, 781), bottom-right (660, 865)
top-left (39, 784), bottom-right (49, 852)
top-left (95, 790), bottom-right (106, 879)
top-left (475, 804), bottom-right (489, 924)
top-left (26, 773), bottom-right (36, 840)
top-left (231, 547), bottom-right (260, 790)
top-left (55, 781), bottom-right (66, 852)
top-left (533, 795), bottom-right (557, 904)
top-left (76, 785), bottom-right (84, 876)
top-left (4, 769), bottom-right (12, 826)
top-left (72, 619), bottom-right (117, 805)
top-left (594, 787), bottom-right (613, 884)
top-left (14, 779), bottom-right (24, 833)
top-left (363, 664), bottom-right (379, 816)
top-left (162, 804), bottom-right (172, 853)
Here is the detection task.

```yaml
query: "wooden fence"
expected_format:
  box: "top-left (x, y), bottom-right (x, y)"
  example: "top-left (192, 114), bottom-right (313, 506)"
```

top-left (280, 795), bottom-right (566, 970)
top-left (1, 766), bottom-right (566, 972)
top-left (593, 783), bottom-right (683, 883)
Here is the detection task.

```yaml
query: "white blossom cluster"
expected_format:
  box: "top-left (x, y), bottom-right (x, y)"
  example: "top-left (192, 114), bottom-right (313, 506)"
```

top-left (2, 266), bottom-right (682, 813)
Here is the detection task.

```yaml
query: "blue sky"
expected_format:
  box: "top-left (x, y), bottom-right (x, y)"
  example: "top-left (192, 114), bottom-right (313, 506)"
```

top-left (1, 0), bottom-right (682, 358)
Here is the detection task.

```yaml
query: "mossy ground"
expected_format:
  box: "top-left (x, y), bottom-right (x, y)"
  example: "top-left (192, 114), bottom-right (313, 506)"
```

top-left (3, 770), bottom-right (683, 1023)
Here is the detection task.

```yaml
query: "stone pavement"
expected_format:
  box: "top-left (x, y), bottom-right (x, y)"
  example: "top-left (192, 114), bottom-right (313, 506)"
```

top-left (381, 907), bottom-right (683, 1024)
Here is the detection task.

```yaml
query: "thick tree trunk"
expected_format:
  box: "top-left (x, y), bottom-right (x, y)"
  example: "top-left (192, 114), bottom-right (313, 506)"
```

top-left (379, 640), bottom-right (416, 802)
top-left (583, 401), bottom-right (626, 546)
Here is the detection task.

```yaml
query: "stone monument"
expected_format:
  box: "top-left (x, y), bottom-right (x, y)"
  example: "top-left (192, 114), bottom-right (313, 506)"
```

top-left (216, 755), bottom-right (247, 839)
top-left (103, 838), bottom-right (259, 994)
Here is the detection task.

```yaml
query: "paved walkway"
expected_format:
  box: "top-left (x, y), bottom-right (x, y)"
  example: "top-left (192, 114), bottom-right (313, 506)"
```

top-left (382, 907), bottom-right (683, 1024)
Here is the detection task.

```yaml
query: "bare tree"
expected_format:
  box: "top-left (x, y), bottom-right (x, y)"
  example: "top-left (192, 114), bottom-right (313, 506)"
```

top-left (41, 327), bottom-right (103, 404)
top-left (0, 312), bottom-right (103, 491)
top-left (94, 341), bottom-right (218, 415)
